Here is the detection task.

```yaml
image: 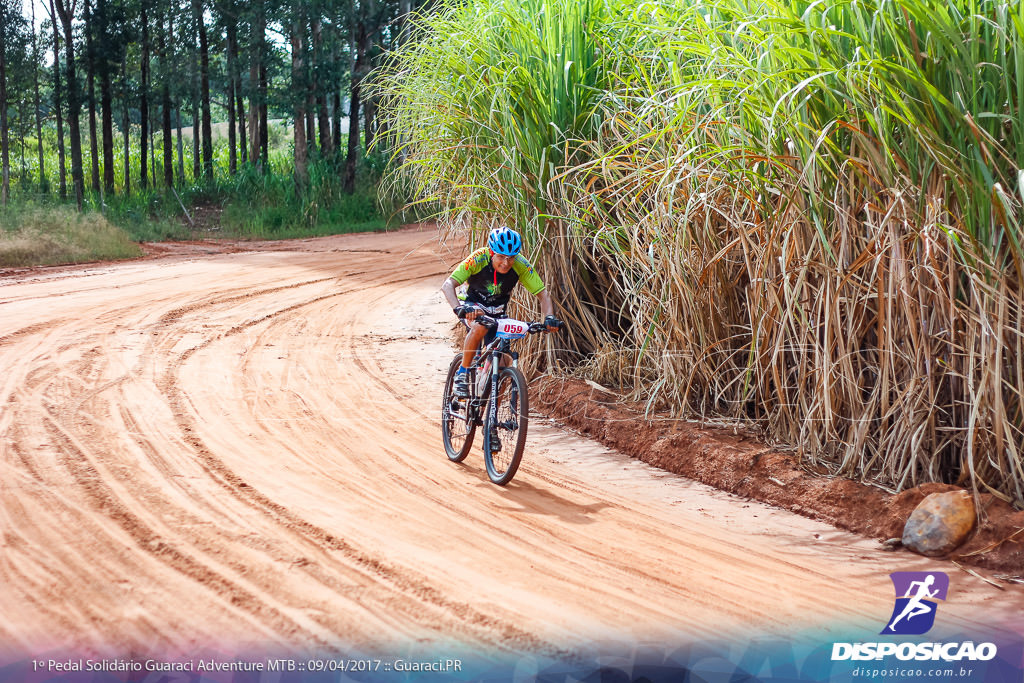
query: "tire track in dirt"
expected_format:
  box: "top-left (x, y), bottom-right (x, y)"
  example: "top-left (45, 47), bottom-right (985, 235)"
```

top-left (296, 266), bottom-right (889, 641)
top-left (40, 408), bottom-right (316, 646)
top-left (336, 318), bottom-right (840, 630)
top-left (4, 226), bottom-right (1021, 659)
top-left (2, 270), bottom-right (414, 651)
top-left (155, 274), bottom-right (577, 659)
top-left (0, 320), bottom-right (68, 348)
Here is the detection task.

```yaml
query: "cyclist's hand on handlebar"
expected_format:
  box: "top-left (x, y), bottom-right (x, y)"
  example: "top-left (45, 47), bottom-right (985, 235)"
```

top-left (544, 315), bottom-right (564, 332)
top-left (454, 304), bottom-right (483, 321)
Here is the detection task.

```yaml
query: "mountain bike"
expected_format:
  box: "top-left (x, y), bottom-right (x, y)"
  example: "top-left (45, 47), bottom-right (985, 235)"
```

top-left (441, 314), bottom-right (561, 485)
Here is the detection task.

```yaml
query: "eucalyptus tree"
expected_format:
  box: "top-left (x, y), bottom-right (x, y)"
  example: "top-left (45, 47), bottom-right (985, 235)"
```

top-left (51, 0), bottom-right (84, 208)
top-left (289, 0), bottom-right (309, 187)
top-left (159, 0), bottom-right (176, 187)
top-left (31, 0), bottom-right (45, 191)
top-left (95, 0), bottom-right (125, 194)
top-left (140, 0), bottom-right (150, 187)
top-left (218, 0), bottom-right (242, 172)
top-left (192, 0), bottom-right (213, 180)
top-left (45, 0), bottom-right (67, 198)
top-left (0, 0), bottom-right (24, 204)
top-left (84, 0), bottom-right (99, 191)
top-left (0, 0), bottom-right (34, 203)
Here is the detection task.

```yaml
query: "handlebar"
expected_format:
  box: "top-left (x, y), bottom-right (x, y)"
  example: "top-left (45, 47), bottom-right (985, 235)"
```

top-left (474, 315), bottom-right (564, 333)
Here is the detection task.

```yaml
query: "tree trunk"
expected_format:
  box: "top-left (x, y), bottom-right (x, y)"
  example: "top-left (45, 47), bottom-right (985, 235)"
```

top-left (247, 51), bottom-right (260, 166)
top-left (161, 4), bottom-right (173, 187)
top-left (344, 21), bottom-right (367, 194)
top-left (360, 0), bottom-right (377, 152)
top-left (306, 109), bottom-right (315, 155)
top-left (55, 0), bottom-right (85, 209)
top-left (291, 9), bottom-right (308, 189)
top-left (331, 88), bottom-right (341, 157)
top-left (312, 17), bottom-right (330, 157)
top-left (32, 1), bottom-right (46, 191)
top-left (235, 69), bottom-right (247, 164)
top-left (305, 14), bottom-right (315, 154)
top-left (100, 68), bottom-right (114, 195)
top-left (176, 108), bottom-right (184, 182)
top-left (259, 62), bottom-right (268, 166)
top-left (149, 106), bottom-right (156, 179)
top-left (140, 0), bottom-right (150, 188)
top-left (19, 100), bottom-right (27, 183)
top-left (122, 58), bottom-right (130, 194)
top-left (1, 32), bottom-right (9, 205)
top-left (85, 0), bottom-right (101, 193)
top-left (225, 16), bottom-right (238, 174)
top-left (227, 76), bottom-right (237, 171)
top-left (96, 0), bottom-right (114, 195)
top-left (193, 0), bottom-right (213, 181)
top-left (251, 0), bottom-right (268, 168)
top-left (49, 0), bottom-right (67, 199)
top-left (317, 95), bottom-right (330, 157)
top-left (363, 96), bottom-right (375, 150)
top-left (192, 34), bottom-right (200, 182)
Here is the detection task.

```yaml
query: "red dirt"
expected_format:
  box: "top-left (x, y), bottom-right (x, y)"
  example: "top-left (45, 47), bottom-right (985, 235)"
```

top-left (3, 226), bottom-right (1021, 659)
top-left (533, 377), bottom-right (1024, 575)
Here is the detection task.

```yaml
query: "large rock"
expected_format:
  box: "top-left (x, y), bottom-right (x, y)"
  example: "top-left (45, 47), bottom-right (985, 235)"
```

top-left (902, 490), bottom-right (976, 556)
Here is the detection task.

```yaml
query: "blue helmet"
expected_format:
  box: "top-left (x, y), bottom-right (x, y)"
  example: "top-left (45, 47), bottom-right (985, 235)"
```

top-left (488, 226), bottom-right (522, 256)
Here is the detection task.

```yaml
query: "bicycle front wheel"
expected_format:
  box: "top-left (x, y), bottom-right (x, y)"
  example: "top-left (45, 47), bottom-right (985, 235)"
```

top-left (483, 366), bottom-right (529, 485)
top-left (442, 355), bottom-right (475, 462)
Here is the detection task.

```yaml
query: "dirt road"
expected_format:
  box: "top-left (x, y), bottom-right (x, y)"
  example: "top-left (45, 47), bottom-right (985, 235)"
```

top-left (1, 225), bottom-right (1020, 666)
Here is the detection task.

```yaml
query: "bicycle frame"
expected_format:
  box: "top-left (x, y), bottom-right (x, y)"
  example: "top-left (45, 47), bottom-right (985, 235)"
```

top-left (462, 316), bottom-right (537, 410)
top-left (443, 314), bottom-right (560, 484)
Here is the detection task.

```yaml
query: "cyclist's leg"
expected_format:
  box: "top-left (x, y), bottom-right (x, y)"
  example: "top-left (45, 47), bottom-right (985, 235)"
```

top-left (462, 321), bottom-right (488, 369)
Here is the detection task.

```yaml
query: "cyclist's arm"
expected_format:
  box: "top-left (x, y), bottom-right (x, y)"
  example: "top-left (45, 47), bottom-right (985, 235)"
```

top-left (537, 290), bottom-right (554, 319)
top-left (508, 256), bottom-right (555, 321)
top-left (441, 277), bottom-right (462, 311)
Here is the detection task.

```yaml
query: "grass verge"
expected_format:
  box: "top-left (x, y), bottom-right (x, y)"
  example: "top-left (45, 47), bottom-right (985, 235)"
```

top-left (0, 205), bottom-right (144, 268)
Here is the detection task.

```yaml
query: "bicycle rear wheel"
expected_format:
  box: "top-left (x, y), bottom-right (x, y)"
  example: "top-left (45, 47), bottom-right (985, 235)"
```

top-left (483, 366), bottom-right (528, 485)
top-left (442, 355), bottom-right (475, 462)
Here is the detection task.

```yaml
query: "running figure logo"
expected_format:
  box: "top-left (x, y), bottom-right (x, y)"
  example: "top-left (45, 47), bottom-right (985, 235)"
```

top-left (881, 572), bottom-right (949, 635)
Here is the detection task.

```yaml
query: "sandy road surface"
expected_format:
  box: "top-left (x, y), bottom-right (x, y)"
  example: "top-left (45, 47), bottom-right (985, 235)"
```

top-left (1, 225), bottom-right (1021, 663)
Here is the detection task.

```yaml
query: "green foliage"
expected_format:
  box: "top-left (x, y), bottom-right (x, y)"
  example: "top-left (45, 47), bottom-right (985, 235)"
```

top-left (373, 0), bottom-right (609, 241)
top-left (0, 202), bottom-right (143, 267)
top-left (377, 0), bottom-right (1024, 506)
top-left (99, 189), bottom-right (196, 242)
top-left (216, 156), bottom-right (391, 238)
top-left (4, 126), bottom-right (392, 242)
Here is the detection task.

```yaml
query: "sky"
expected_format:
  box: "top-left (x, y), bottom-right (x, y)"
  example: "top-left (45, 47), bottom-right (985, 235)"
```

top-left (22, 0), bottom-right (48, 27)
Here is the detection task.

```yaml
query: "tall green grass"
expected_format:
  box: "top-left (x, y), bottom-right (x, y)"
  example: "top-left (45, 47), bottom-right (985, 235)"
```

top-left (0, 202), bottom-right (143, 267)
top-left (5, 122), bottom-right (396, 243)
top-left (377, 0), bottom-right (1024, 506)
top-left (217, 159), bottom-right (391, 238)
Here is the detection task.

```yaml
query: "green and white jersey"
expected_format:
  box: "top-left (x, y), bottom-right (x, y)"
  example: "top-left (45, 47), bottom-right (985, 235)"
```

top-left (449, 247), bottom-right (545, 308)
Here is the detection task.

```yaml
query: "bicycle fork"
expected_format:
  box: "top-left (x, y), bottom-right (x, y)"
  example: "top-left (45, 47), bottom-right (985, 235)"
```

top-left (487, 353), bottom-right (501, 450)
top-left (487, 351), bottom-right (521, 440)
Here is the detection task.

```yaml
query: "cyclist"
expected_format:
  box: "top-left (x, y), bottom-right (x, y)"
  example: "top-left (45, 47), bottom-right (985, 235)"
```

top-left (441, 226), bottom-right (561, 400)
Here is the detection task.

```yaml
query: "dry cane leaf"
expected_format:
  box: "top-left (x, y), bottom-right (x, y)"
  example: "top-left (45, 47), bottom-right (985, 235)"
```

top-left (952, 561), bottom-right (1004, 591)
top-left (992, 574), bottom-right (1024, 585)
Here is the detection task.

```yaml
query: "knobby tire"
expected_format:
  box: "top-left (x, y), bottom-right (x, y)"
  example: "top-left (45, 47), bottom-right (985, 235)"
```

top-left (441, 355), bottom-right (475, 462)
top-left (483, 366), bottom-right (528, 485)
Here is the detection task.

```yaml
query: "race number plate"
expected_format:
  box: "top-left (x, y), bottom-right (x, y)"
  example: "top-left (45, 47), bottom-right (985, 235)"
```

top-left (495, 318), bottom-right (529, 339)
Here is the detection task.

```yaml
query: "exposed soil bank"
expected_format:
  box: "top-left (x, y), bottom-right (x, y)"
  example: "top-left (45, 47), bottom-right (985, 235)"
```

top-left (533, 377), bottom-right (1024, 576)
